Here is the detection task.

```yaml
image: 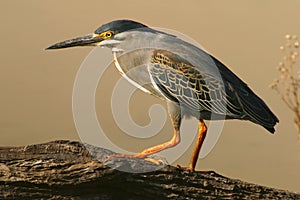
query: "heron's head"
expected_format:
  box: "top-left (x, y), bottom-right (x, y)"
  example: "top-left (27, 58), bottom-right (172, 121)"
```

top-left (46, 19), bottom-right (148, 50)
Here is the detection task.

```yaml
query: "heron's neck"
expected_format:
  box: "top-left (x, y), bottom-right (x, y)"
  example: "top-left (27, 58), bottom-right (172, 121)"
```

top-left (112, 51), bottom-right (125, 76)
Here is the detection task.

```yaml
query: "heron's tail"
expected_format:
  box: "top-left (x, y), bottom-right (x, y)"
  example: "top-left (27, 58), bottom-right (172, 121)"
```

top-left (238, 87), bottom-right (279, 134)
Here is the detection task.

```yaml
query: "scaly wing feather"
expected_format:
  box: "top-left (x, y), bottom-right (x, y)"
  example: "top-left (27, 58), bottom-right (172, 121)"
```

top-left (149, 50), bottom-right (243, 118)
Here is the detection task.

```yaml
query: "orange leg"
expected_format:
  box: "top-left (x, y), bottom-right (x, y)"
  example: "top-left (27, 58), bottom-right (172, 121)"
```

top-left (110, 128), bottom-right (180, 159)
top-left (187, 120), bottom-right (207, 171)
top-left (109, 102), bottom-right (182, 165)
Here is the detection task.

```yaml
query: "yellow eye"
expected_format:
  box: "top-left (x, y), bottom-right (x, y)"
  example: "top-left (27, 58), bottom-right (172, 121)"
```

top-left (103, 31), bottom-right (113, 39)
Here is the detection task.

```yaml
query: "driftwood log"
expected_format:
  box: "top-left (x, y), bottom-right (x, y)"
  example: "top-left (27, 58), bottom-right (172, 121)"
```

top-left (0, 140), bottom-right (299, 199)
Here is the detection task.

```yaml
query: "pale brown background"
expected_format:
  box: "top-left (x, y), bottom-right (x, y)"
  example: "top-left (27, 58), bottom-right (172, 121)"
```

top-left (1, 0), bottom-right (300, 193)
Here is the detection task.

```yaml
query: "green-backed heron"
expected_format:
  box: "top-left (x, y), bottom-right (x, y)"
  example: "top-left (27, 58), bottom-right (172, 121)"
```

top-left (47, 19), bottom-right (279, 171)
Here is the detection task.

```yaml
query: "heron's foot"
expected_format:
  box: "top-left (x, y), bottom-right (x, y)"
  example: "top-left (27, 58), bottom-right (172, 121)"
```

top-left (176, 165), bottom-right (216, 174)
top-left (176, 164), bottom-right (195, 172)
top-left (108, 153), bottom-right (144, 159)
top-left (108, 153), bottom-right (162, 165)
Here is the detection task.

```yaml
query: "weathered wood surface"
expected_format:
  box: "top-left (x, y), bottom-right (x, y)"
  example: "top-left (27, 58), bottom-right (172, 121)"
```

top-left (0, 140), bottom-right (299, 199)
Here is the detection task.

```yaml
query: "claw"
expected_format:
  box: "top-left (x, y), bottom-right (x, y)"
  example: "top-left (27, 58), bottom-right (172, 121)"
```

top-left (144, 157), bottom-right (162, 165)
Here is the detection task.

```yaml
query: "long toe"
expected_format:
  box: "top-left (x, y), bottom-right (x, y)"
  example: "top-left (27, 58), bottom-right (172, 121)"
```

top-left (176, 165), bottom-right (195, 171)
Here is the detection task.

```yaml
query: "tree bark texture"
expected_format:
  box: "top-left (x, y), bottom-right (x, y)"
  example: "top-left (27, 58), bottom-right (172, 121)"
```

top-left (0, 140), bottom-right (299, 199)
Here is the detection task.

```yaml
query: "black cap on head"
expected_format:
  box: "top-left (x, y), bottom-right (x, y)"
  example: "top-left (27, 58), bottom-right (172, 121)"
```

top-left (94, 19), bottom-right (148, 34)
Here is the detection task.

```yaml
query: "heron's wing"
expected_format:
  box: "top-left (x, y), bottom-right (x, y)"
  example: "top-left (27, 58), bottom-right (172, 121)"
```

top-left (148, 49), bottom-right (243, 117)
top-left (209, 55), bottom-right (279, 131)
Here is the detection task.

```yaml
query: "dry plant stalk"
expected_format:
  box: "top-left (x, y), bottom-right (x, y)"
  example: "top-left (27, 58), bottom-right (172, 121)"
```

top-left (270, 34), bottom-right (300, 142)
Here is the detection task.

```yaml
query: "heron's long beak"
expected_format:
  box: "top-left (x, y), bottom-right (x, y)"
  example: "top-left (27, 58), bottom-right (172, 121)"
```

top-left (46, 33), bottom-right (103, 50)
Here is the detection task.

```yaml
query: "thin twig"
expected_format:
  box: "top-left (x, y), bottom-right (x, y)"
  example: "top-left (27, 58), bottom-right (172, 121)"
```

top-left (270, 34), bottom-right (300, 142)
